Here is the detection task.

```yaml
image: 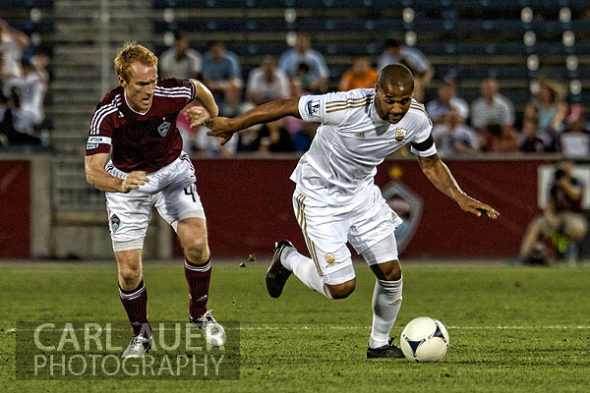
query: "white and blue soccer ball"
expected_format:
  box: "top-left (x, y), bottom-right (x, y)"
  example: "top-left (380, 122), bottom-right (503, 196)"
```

top-left (400, 317), bottom-right (449, 362)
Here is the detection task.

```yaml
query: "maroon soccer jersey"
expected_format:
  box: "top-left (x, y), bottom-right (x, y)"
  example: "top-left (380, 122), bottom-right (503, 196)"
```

top-left (85, 78), bottom-right (195, 173)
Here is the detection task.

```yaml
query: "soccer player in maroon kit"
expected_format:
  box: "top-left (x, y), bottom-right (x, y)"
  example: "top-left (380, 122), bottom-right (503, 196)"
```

top-left (84, 42), bottom-right (224, 358)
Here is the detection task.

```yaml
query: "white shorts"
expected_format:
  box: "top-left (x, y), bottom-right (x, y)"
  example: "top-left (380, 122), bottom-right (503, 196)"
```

top-left (105, 153), bottom-right (205, 245)
top-left (292, 180), bottom-right (402, 285)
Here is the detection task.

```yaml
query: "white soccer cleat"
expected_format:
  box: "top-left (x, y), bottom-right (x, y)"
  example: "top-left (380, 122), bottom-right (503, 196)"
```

top-left (121, 335), bottom-right (152, 358)
top-left (190, 310), bottom-right (226, 346)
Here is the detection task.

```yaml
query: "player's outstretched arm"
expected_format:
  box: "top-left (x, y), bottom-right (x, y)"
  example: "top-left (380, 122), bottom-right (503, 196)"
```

top-left (417, 153), bottom-right (500, 219)
top-left (188, 79), bottom-right (219, 126)
top-left (85, 153), bottom-right (149, 193)
top-left (187, 97), bottom-right (301, 145)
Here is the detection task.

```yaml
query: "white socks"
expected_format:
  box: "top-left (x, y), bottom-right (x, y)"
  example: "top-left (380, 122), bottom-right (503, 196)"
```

top-left (282, 248), bottom-right (332, 298)
top-left (369, 277), bottom-right (403, 349)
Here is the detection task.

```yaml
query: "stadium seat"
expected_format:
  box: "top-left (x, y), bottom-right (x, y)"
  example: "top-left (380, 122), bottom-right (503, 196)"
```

top-left (7, 20), bottom-right (54, 34)
top-left (226, 42), bottom-right (286, 56)
top-left (314, 42), bottom-right (381, 56)
top-left (436, 66), bottom-right (530, 81)
top-left (0, 0), bottom-right (53, 8)
top-left (153, 20), bottom-right (246, 33)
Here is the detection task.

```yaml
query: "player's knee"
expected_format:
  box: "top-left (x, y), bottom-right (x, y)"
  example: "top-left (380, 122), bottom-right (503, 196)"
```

top-left (119, 264), bottom-right (141, 286)
top-left (383, 263), bottom-right (402, 281)
top-left (374, 260), bottom-right (402, 281)
top-left (328, 279), bottom-right (356, 299)
top-left (184, 237), bottom-right (210, 264)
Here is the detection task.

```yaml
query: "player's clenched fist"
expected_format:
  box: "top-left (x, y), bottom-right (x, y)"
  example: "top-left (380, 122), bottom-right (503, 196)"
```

top-left (121, 171), bottom-right (149, 193)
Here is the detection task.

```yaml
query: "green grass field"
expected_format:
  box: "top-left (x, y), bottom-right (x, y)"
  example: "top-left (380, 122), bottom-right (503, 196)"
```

top-left (1, 260), bottom-right (589, 392)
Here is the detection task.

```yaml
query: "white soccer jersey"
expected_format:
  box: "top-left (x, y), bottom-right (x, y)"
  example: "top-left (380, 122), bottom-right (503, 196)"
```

top-left (291, 88), bottom-right (435, 203)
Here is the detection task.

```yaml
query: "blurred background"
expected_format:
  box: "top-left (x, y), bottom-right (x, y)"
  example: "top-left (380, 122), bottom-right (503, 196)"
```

top-left (0, 0), bottom-right (589, 263)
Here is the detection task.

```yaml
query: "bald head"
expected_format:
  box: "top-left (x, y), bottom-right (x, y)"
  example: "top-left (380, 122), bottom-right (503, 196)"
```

top-left (378, 64), bottom-right (414, 92)
top-left (374, 64), bottom-right (415, 124)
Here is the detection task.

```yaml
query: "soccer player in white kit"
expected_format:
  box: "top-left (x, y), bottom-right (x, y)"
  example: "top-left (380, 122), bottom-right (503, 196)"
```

top-left (194, 64), bottom-right (499, 358)
top-left (84, 42), bottom-right (225, 358)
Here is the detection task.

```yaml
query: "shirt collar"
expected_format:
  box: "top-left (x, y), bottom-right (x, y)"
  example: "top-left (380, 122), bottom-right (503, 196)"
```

top-left (123, 90), bottom-right (151, 117)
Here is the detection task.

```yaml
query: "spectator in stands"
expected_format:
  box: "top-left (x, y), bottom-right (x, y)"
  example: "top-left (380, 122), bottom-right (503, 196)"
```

top-left (278, 32), bottom-right (329, 93)
top-left (525, 79), bottom-right (567, 134)
top-left (159, 31), bottom-right (202, 80)
top-left (377, 37), bottom-right (433, 102)
top-left (559, 104), bottom-right (590, 158)
top-left (192, 124), bottom-right (238, 158)
top-left (481, 123), bottom-right (518, 153)
top-left (518, 116), bottom-right (551, 153)
top-left (519, 160), bottom-right (587, 265)
top-left (432, 103), bottom-right (479, 156)
top-left (160, 32), bottom-right (205, 156)
top-left (258, 121), bottom-right (294, 154)
top-left (470, 78), bottom-right (515, 137)
top-left (281, 77), bottom-right (317, 152)
top-left (246, 56), bottom-right (290, 105)
top-left (0, 18), bottom-right (29, 79)
top-left (3, 55), bottom-right (48, 136)
top-left (201, 40), bottom-right (242, 108)
top-left (0, 91), bottom-right (14, 146)
top-left (338, 55), bottom-right (378, 91)
top-left (235, 121), bottom-right (294, 155)
top-left (0, 90), bottom-right (40, 146)
top-left (426, 78), bottom-right (469, 126)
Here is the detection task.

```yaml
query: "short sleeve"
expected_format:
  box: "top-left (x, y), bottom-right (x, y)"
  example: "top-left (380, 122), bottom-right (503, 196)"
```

top-left (410, 114), bottom-right (437, 157)
top-left (298, 92), bottom-right (348, 125)
top-left (86, 106), bottom-right (115, 155)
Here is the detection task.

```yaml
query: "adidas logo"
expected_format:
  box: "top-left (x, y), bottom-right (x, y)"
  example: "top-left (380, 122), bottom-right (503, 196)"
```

top-left (355, 132), bottom-right (365, 138)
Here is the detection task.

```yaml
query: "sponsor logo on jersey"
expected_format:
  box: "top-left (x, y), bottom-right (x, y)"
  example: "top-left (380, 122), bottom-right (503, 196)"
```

top-left (110, 214), bottom-right (121, 233)
top-left (305, 100), bottom-right (321, 118)
top-left (158, 121), bottom-right (172, 137)
top-left (395, 128), bottom-right (407, 142)
top-left (325, 253), bottom-right (335, 265)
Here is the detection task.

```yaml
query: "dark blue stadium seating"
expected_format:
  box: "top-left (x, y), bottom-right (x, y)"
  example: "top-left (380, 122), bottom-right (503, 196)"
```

top-left (7, 20), bottom-right (54, 34)
top-left (151, 0), bottom-right (590, 113)
top-left (436, 66), bottom-right (531, 81)
top-left (154, 20), bottom-right (246, 33)
top-left (1, 0), bottom-right (53, 8)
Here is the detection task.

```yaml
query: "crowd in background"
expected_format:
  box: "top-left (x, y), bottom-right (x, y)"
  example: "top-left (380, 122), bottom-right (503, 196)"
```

top-left (1, 15), bottom-right (589, 158)
top-left (0, 18), bottom-right (51, 149)
top-left (161, 31), bottom-right (590, 159)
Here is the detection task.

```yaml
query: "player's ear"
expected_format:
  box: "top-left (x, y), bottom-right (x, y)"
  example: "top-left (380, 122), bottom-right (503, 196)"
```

top-left (117, 75), bottom-right (126, 87)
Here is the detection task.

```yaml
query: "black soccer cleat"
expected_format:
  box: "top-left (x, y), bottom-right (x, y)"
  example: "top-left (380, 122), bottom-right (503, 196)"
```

top-left (265, 240), bottom-right (295, 298)
top-left (367, 338), bottom-right (405, 359)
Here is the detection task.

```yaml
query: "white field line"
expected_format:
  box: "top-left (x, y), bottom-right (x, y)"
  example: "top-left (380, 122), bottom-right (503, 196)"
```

top-left (7, 325), bottom-right (590, 333)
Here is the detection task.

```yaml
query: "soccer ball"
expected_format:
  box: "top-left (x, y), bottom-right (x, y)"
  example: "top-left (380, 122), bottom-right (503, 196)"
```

top-left (400, 317), bottom-right (449, 362)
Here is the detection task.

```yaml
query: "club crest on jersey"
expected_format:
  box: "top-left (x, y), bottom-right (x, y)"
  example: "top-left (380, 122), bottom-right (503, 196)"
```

top-left (158, 121), bottom-right (172, 137)
top-left (305, 99), bottom-right (321, 118)
top-left (395, 128), bottom-right (407, 142)
top-left (110, 214), bottom-right (121, 233)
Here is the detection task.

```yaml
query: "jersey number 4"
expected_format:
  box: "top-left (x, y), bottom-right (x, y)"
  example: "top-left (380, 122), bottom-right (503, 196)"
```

top-left (184, 184), bottom-right (197, 203)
